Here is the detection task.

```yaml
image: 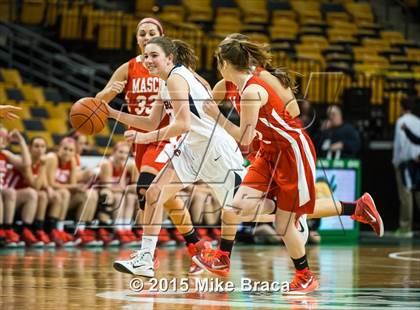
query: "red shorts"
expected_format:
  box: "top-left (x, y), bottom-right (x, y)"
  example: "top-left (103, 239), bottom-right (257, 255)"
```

top-left (133, 143), bottom-right (168, 172)
top-left (242, 139), bottom-right (316, 217)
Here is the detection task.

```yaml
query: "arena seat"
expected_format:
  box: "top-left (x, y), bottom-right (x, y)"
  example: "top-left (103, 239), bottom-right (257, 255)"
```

top-left (183, 0), bottom-right (213, 23)
top-left (158, 5), bottom-right (185, 23)
top-left (30, 106), bottom-right (49, 119)
top-left (43, 118), bottom-right (70, 135)
top-left (20, 0), bottom-right (46, 25)
top-left (23, 119), bottom-right (45, 131)
top-left (26, 131), bottom-right (54, 147)
top-left (1, 69), bottom-right (23, 88)
top-left (1, 119), bottom-right (24, 132)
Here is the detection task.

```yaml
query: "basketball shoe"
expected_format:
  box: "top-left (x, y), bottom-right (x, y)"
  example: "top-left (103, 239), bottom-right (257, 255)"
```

top-left (283, 268), bottom-right (319, 295)
top-left (193, 248), bottom-right (230, 277)
top-left (35, 229), bottom-right (55, 247)
top-left (4, 229), bottom-right (25, 247)
top-left (21, 227), bottom-right (43, 247)
top-left (352, 193), bottom-right (384, 237)
top-left (113, 249), bottom-right (156, 277)
top-left (187, 239), bottom-right (212, 275)
top-left (98, 228), bottom-right (119, 246)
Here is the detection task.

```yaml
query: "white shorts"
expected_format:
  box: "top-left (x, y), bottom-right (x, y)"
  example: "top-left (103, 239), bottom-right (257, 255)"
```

top-left (169, 137), bottom-right (245, 208)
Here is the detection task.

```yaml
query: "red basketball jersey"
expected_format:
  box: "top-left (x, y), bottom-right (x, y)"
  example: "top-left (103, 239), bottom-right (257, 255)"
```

top-left (111, 160), bottom-right (132, 185)
top-left (6, 161), bottom-right (41, 189)
top-left (56, 157), bottom-right (72, 184)
top-left (125, 56), bottom-right (169, 133)
top-left (241, 74), bottom-right (302, 151)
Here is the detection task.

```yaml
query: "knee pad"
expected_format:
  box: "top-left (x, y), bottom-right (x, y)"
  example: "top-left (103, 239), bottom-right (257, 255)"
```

top-left (136, 172), bottom-right (156, 210)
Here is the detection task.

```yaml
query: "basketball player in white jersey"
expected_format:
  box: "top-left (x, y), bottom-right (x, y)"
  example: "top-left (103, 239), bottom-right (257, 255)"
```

top-left (106, 37), bottom-right (246, 277)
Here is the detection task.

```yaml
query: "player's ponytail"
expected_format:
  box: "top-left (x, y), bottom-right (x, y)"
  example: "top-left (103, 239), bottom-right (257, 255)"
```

top-left (172, 39), bottom-right (197, 70)
top-left (216, 39), bottom-right (271, 72)
top-left (239, 40), bottom-right (272, 70)
top-left (267, 67), bottom-right (297, 93)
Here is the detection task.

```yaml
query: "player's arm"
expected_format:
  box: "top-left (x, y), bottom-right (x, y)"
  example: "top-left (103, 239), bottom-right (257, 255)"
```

top-left (31, 159), bottom-right (47, 190)
top-left (127, 75), bottom-right (191, 144)
top-left (239, 85), bottom-right (266, 146)
top-left (212, 79), bottom-right (227, 104)
top-left (3, 130), bottom-right (34, 184)
top-left (96, 62), bottom-right (128, 104)
top-left (107, 98), bottom-right (165, 131)
top-left (45, 153), bottom-right (78, 190)
top-left (259, 70), bottom-right (300, 118)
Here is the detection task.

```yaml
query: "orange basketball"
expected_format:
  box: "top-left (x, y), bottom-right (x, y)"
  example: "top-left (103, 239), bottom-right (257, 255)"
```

top-left (69, 97), bottom-right (109, 135)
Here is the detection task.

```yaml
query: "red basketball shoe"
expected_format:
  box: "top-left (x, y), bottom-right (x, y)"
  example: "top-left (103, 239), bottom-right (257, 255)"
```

top-left (193, 248), bottom-right (230, 277)
top-left (283, 268), bottom-right (319, 295)
top-left (187, 240), bottom-right (212, 275)
top-left (352, 193), bottom-right (384, 237)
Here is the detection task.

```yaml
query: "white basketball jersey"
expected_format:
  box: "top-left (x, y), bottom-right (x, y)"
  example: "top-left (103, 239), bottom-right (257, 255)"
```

top-left (160, 65), bottom-right (235, 147)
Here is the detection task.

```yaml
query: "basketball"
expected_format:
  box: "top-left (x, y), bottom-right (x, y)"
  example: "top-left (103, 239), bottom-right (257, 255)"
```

top-left (69, 97), bottom-right (109, 135)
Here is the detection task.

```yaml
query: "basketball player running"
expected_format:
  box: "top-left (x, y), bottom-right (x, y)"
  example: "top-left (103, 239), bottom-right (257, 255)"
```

top-left (208, 34), bottom-right (384, 237)
top-left (95, 17), bottom-right (178, 245)
top-left (97, 18), bottom-right (217, 273)
top-left (192, 39), bottom-right (379, 295)
top-left (110, 36), bottom-right (246, 277)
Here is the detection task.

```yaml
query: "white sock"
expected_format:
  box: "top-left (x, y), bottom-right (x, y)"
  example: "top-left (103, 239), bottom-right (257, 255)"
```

top-left (114, 218), bottom-right (124, 231)
top-left (123, 219), bottom-right (132, 231)
top-left (57, 221), bottom-right (65, 231)
top-left (141, 235), bottom-right (158, 256)
top-left (78, 223), bottom-right (86, 231)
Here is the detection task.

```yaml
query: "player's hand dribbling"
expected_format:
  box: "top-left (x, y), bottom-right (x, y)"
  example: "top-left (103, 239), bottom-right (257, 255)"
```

top-left (110, 81), bottom-right (127, 94)
top-left (203, 100), bottom-right (220, 120)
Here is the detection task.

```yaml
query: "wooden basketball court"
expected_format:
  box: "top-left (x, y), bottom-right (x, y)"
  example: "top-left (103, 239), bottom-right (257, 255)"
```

top-left (1, 243), bottom-right (419, 309)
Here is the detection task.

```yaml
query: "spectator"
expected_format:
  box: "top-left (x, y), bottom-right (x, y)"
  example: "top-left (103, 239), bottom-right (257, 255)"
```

top-left (392, 97), bottom-right (420, 238)
top-left (316, 105), bottom-right (361, 159)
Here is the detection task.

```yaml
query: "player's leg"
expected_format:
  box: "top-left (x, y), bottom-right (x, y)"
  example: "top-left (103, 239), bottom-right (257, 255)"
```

top-left (33, 190), bottom-right (54, 246)
top-left (193, 184), bottom-right (267, 277)
top-left (112, 191), bottom-right (137, 246)
top-left (72, 188), bottom-right (100, 246)
top-left (2, 188), bottom-right (24, 247)
top-left (16, 188), bottom-right (42, 246)
top-left (113, 162), bottom-right (184, 277)
top-left (308, 195), bottom-right (383, 237)
top-left (275, 206), bottom-right (319, 295)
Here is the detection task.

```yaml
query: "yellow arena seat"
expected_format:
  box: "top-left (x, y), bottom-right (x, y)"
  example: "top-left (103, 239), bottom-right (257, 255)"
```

top-left (20, 0), bottom-right (46, 25)
top-left (43, 118), bottom-right (70, 135)
top-left (1, 69), bottom-right (23, 87)
top-left (1, 118), bottom-right (24, 132)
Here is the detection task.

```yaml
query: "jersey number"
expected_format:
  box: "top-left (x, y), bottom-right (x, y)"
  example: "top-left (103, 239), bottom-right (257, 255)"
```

top-left (134, 94), bottom-right (158, 116)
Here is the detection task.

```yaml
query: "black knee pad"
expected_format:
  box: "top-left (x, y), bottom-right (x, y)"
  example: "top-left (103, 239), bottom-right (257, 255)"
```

top-left (136, 172), bottom-right (156, 210)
